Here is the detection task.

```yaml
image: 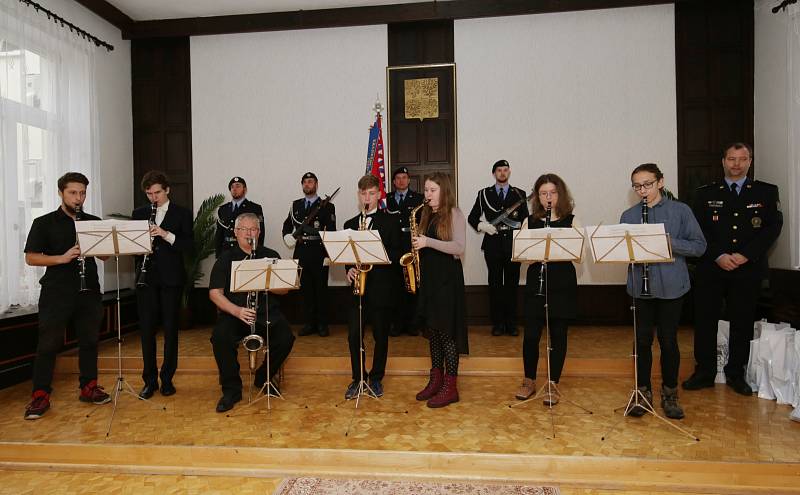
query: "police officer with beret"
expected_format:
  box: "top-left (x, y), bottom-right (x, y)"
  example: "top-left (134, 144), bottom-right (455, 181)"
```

top-left (683, 143), bottom-right (783, 396)
top-left (215, 176), bottom-right (265, 258)
top-left (385, 166), bottom-right (424, 337)
top-left (468, 160), bottom-right (529, 337)
top-left (282, 172), bottom-right (336, 337)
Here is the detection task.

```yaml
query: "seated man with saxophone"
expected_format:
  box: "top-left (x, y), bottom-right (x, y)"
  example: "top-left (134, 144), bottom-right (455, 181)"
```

top-left (343, 175), bottom-right (401, 399)
top-left (209, 213), bottom-right (295, 413)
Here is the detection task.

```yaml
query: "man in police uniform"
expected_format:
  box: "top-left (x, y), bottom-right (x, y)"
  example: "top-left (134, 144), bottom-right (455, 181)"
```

top-left (683, 142), bottom-right (782, 396)
top-left (468, 160), bottom-right (529, 336)
top-left (385, 166), bottom-right (424, 337)
top-left (215, 176), bottom-right (264, 257)
top-left (282, 172), bottom-right (336, 337)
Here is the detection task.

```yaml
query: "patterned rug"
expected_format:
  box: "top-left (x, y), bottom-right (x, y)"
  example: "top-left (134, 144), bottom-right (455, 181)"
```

top-left (274, 477), bottom-right (560, 495)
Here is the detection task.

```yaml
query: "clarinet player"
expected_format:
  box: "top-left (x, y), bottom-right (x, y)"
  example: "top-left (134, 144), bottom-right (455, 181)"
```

top-left (132, 171), bottom-right (193, 399)
top-left (619, 163), bottom-right (706, 419)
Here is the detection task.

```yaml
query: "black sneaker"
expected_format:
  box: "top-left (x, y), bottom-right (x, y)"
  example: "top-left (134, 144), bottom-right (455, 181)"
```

top-left (625, 387), bottom-right (652, 417)
top-left (24, 391), bottom-right (50, 420)
top-left (368, 379), bottom-right (384, 398)
top-left (661, 385), bottom-right (685, 419)
top-left (344, 381), bottom-right (359, 400)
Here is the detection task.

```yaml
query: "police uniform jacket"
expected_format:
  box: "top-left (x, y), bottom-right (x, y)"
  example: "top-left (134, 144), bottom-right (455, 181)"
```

top-left (467, 185), bottom-right (530, 254)
top-left (215, 199), bottom-right (265, 257)
top-left (343, 210), bottom-right (401, 306)
top-left (385, 189), bottom-right (424, 253)
top-left (281, 197), bottom-right (336, 264)
top-left (692, 178), bottom-right (782, 279)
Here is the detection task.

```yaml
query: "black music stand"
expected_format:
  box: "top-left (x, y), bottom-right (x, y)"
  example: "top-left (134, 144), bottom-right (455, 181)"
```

top-left (509, 226), bottom-right (592, 438)
top-left (588, 224), bottom-right (698, 442)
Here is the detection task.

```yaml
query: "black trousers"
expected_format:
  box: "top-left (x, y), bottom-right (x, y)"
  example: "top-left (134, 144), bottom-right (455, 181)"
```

top-left (393, 270), bottom-right (417, 331)
top-left (484, 249), bottom-right (520, 327)
top-left (299, 260), bottom-right (329, 327)
top-left (522, 317), bottom-right (568, 383)
top-left (211, 314), bottom-right (295, 398)
top-left (348, 302), bottom-right (390, 381)
top-left (635, 297), bottom-right (683, 389)
top-left (693, 267), bottom-right (760, 379)
top-left (33, 288), bottom-right (103, 393)
top-left (136, 284), bottom-right (182, 386)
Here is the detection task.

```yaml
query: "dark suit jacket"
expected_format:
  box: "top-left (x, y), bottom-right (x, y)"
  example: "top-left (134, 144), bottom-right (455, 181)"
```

top-left (132, 202), bottom-right (194, 287)
top-left (343, 210), bottom-right (401, 306)
top-left (467, 185), bottom-right (530, 254)
top-left (281, 197), bottom-right (336, 264)
top-left (385, 189), bottom-right (424, 253)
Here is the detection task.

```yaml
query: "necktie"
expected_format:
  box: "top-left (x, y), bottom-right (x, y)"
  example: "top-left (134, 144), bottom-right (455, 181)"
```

top-left (231, 203), bottom-right (238, 215)
top-left (399, 193), bottom-right (404, 204)
top-left (306, 200), bottom-right (312, 210)
top-left (730, 183), bottom-right (738, 195)
top-left (499, 188), bottom-right (505, 201)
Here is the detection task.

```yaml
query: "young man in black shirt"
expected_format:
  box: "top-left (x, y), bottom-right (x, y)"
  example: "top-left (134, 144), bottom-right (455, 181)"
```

top-left (209, 213), bottom-right (296, 413)
top-left (23, 172), bottom-right (111, 420)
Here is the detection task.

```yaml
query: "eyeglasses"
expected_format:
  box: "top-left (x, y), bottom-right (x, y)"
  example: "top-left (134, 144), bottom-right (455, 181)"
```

top-left (631, 180), bottom-right (657, 191)
top-left (235, 227), bottom-right (260, 234)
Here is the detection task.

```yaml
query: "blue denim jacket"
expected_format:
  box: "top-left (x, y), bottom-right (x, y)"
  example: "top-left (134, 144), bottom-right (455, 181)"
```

top-left (619, 198), bottom-right (706, 299)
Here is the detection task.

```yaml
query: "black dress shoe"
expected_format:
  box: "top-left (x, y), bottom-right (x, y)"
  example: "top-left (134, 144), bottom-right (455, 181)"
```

top-left (491, 325), bottom-right (504, 336)
top-left (160, 382), bottom-right (176, 396)
top-left (681, 372), bottom-right (715, 391)
top-left (317, 325), bottom-right (330, 337)
top-left (726, 376), bottom-right (753, 396)
top-left (138, 383), bottom-right (157, 400)
top-left (506, 325), bottom-right (519, 337)
top-left (299, 324), bottom-right (316, 336)
top-left (216, 394), bottom-right (242, 413)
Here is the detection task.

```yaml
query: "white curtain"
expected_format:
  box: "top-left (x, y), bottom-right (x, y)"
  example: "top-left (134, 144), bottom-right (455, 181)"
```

top-left (789, 5), bottom-right (800, 269)
top-left (0, 0), bottom-right (102, 313)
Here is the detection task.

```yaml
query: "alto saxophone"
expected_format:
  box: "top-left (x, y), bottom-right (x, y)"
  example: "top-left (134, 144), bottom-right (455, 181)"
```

top-left (352, 209), bottom-right (373, 296)
top-left (241, 237), bottom-right (264, 371)
top-left (399, 200), bottom-right (428, 294)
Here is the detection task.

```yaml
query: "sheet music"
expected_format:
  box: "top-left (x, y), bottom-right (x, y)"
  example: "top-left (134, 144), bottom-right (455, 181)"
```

top-left (231, 258), bottom-right (301, 292)
top-left (75, 219), bottom-right (151, 256)
top-left (585, 223), bottom-right (671, 263)
top-left (321, 229), bottom-right (390, 265)
top-left (512, 227), bottom-right (584, 262)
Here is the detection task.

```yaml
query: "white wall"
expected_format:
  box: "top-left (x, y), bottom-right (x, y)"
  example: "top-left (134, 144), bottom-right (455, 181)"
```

top-left (754, 0), bottom-right (796, 270)
top-left (190, 5), bottom-right (677, 286)
top-left (191, 25), bottom-right (388, 285)
top-left (455, 5), bottom-right (677, 284)
top-left (35, 0), bottom-right (134, 288)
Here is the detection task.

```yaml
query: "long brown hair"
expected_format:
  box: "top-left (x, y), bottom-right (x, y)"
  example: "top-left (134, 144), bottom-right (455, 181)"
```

top-left (419, 172), bottom-right (456, 241)
top-left (531, 173), bottom-right (574, 219)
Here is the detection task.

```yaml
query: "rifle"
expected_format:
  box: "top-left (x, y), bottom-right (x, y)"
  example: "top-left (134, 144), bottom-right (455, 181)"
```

top-left (489, 190), bottom-right (535, 229)
top-left (292, 187), bottom-right (341, 240)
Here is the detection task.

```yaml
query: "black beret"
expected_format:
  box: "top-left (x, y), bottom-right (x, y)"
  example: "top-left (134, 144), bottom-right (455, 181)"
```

top-left (228, 176), bottom-right (246, 189)
top-left (392, 167), bottom-right (409, 178)
top-left (492, 160), bottom-right (510, 172)
top-left (302, 172), bottom-right (318, 182)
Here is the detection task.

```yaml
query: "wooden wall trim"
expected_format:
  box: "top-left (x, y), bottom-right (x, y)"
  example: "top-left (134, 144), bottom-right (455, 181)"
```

top-left (72, 0), bottom-right (134, 32)
top-left (122, 0), bottom-right (675, 39)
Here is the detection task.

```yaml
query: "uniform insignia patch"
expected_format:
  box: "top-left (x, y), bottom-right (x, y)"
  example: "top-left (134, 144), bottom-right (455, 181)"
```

top-left (751, 216), bottom-right (762, 228)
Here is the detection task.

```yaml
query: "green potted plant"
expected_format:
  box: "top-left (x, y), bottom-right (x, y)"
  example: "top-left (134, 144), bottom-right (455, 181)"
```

top-left (182, 193), bottom-right (225, 325)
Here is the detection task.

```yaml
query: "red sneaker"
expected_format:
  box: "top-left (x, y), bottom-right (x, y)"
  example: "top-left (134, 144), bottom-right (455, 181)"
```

top-left (24, 390), bottom-right (50, 420)
top-left (79, 380), bottom-right (111, 405)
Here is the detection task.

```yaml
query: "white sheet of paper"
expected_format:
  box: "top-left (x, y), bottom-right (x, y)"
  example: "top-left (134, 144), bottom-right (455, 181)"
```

top-left (76, 219), bottom-right (151, 256)
top-left (230, 258), bottom-right (301, 292)
top-left (512, 227), bottom-right (584, 262)
top-left (585, 223), bottom-right (671, 263)
top-left (321, 229), bottom-right (390, 265)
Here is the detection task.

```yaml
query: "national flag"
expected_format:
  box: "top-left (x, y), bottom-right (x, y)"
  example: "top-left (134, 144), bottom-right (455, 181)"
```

top-left (365, 114), bottom-right (387, 208)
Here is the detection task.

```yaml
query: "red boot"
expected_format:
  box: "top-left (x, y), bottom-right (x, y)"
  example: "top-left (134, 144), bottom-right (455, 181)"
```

top-left (427, 374), bottom-right (459, 408)
top-left (416, 368), bottom-right (443, 401)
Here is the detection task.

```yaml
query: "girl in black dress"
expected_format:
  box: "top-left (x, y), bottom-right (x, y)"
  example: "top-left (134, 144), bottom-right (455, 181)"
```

top-left (515, 174), bottom-right (578, 406)
top-left (412, 173), bottom-right (468, 408)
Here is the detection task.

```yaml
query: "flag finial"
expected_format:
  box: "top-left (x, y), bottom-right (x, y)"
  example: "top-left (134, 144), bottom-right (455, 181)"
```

top-left (372, 96), bottom-right (384, 116)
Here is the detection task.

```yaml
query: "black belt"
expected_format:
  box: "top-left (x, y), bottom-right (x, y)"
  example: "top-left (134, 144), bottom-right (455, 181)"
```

top-left (496, 224), bottom-right (513, 231)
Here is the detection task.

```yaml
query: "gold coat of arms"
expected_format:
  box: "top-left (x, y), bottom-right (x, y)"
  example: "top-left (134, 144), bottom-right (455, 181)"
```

top-left (404, 77), bottom-right (439, 121)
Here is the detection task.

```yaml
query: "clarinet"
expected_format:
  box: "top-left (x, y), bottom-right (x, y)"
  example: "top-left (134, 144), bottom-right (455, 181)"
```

top-left (136, 203), bottom-right (158, 288)
top-left (640, 198), bottom-right (652, 298)
top-left (75, 206), bottom-right (89, 292)
top-left (536, 202), bottom-right (552, 297)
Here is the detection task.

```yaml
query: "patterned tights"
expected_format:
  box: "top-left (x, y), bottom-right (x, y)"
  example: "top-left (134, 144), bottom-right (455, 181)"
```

top-left (429, 329), bottom-right (459, 376)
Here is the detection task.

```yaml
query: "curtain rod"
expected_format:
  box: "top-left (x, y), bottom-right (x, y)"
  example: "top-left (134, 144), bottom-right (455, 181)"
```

top-left (17, 0), bottom-right (114, 51)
